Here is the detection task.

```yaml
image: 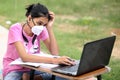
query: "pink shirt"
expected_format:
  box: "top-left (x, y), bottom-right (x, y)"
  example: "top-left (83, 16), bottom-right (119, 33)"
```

top-left (3, 23), bottom-right (49, 77)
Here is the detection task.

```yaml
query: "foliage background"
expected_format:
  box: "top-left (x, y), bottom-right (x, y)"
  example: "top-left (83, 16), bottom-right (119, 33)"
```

top-left (0, 0), bottom-right (120, 80)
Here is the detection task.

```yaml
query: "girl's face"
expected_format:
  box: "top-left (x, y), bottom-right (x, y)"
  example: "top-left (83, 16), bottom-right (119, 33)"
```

top-left (32, 17), bottom-right (48, 26)
top-left (28, 16), bottom-right (48, 28)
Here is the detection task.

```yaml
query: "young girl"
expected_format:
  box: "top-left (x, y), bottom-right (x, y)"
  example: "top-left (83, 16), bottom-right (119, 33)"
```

top-left (3, 3), bottom-right (75, 80)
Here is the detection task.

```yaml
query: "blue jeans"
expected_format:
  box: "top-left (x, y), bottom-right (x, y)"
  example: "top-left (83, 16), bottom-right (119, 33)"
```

top-left (4, 71), bottom-right (68, 80)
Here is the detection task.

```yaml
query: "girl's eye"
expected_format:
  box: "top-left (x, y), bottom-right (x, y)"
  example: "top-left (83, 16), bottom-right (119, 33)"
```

top-left (44, 24), bottom-right (47, 26)
top-left (37, 22), bottom-right (42, 25)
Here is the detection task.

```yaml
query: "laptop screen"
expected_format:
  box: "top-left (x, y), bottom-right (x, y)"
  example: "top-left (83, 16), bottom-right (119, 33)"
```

top-left (77, 36), bottom-right (116, 75)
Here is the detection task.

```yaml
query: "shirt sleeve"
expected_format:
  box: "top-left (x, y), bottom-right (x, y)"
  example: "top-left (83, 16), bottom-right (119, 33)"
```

top-left (8, 23), bottom-right (23, 44)
top-left (38, 27), bottom-right (49, 41)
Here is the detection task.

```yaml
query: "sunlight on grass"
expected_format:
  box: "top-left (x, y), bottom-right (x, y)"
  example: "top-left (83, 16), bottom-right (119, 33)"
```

top-left (73, 16), bottom-right (100, 27)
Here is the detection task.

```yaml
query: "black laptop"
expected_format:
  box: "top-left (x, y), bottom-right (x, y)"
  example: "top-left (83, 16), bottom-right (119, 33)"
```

top-left (51, 36), bottom-right (116, 76)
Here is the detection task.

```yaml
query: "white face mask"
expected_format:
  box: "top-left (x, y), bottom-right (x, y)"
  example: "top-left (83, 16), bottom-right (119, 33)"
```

top-left (31, 25), bottom-right (44, 35)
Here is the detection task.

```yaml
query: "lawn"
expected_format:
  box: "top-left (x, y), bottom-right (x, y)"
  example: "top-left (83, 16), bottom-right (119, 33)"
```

top-left (0, 0), bottom-right (120, 79)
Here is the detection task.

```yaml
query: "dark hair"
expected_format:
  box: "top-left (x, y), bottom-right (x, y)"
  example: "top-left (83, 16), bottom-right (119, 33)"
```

top-left (25, 3), bottom-right (50, 20)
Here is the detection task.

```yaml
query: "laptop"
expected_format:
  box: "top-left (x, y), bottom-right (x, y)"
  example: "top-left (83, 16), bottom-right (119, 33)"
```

top-left (51, 36), bottom-right (116, 76)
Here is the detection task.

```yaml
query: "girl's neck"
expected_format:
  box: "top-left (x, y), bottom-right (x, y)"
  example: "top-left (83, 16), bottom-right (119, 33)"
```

top-left (23, 23), bottom-right (33, 37)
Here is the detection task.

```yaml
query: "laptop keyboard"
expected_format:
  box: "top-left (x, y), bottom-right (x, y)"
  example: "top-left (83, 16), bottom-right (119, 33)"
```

top-left (54, 60), bottom-right (80, 72)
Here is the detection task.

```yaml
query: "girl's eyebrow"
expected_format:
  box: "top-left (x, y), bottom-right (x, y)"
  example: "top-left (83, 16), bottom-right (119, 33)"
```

top-left (39, 20), bottom-right (48, 25)
top-left (38, 21), bottom-right (43, 23)
top-left (37, 21), bottom-right (44, 25)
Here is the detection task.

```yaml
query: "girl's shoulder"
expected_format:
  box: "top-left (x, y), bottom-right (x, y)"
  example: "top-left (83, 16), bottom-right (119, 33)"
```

top-left (9, 23), bottom-right (22, 30)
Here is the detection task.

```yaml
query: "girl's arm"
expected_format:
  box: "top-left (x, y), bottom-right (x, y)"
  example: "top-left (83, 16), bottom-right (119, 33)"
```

top-left (43, 11), bottom-right (59, 55)
top-left (14, 41), bottom-right (74, 65)
top-left (14, 41), bottom-right (54, 63)
top-left (43, 29), bottom-right (59, 55)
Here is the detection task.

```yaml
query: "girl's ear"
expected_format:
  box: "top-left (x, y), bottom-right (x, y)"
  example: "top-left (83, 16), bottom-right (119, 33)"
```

top-left (27, 15), bottom-right (32, 22)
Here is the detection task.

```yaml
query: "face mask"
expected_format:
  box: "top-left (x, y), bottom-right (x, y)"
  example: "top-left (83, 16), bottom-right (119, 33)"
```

top-left (31, 25), bottom-right (44, 35)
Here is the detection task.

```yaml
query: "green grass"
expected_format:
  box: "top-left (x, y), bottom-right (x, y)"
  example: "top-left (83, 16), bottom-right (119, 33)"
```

top-left (0, 0), bottom-right (120, 79)
top-left (103, 58), bottom-right (120, 80)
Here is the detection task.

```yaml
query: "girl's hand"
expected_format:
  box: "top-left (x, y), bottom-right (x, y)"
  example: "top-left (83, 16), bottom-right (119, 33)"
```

top-left (53, 56), bottom-right (75, 66)
top-left (46, 11), bottom-right (55, 28)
